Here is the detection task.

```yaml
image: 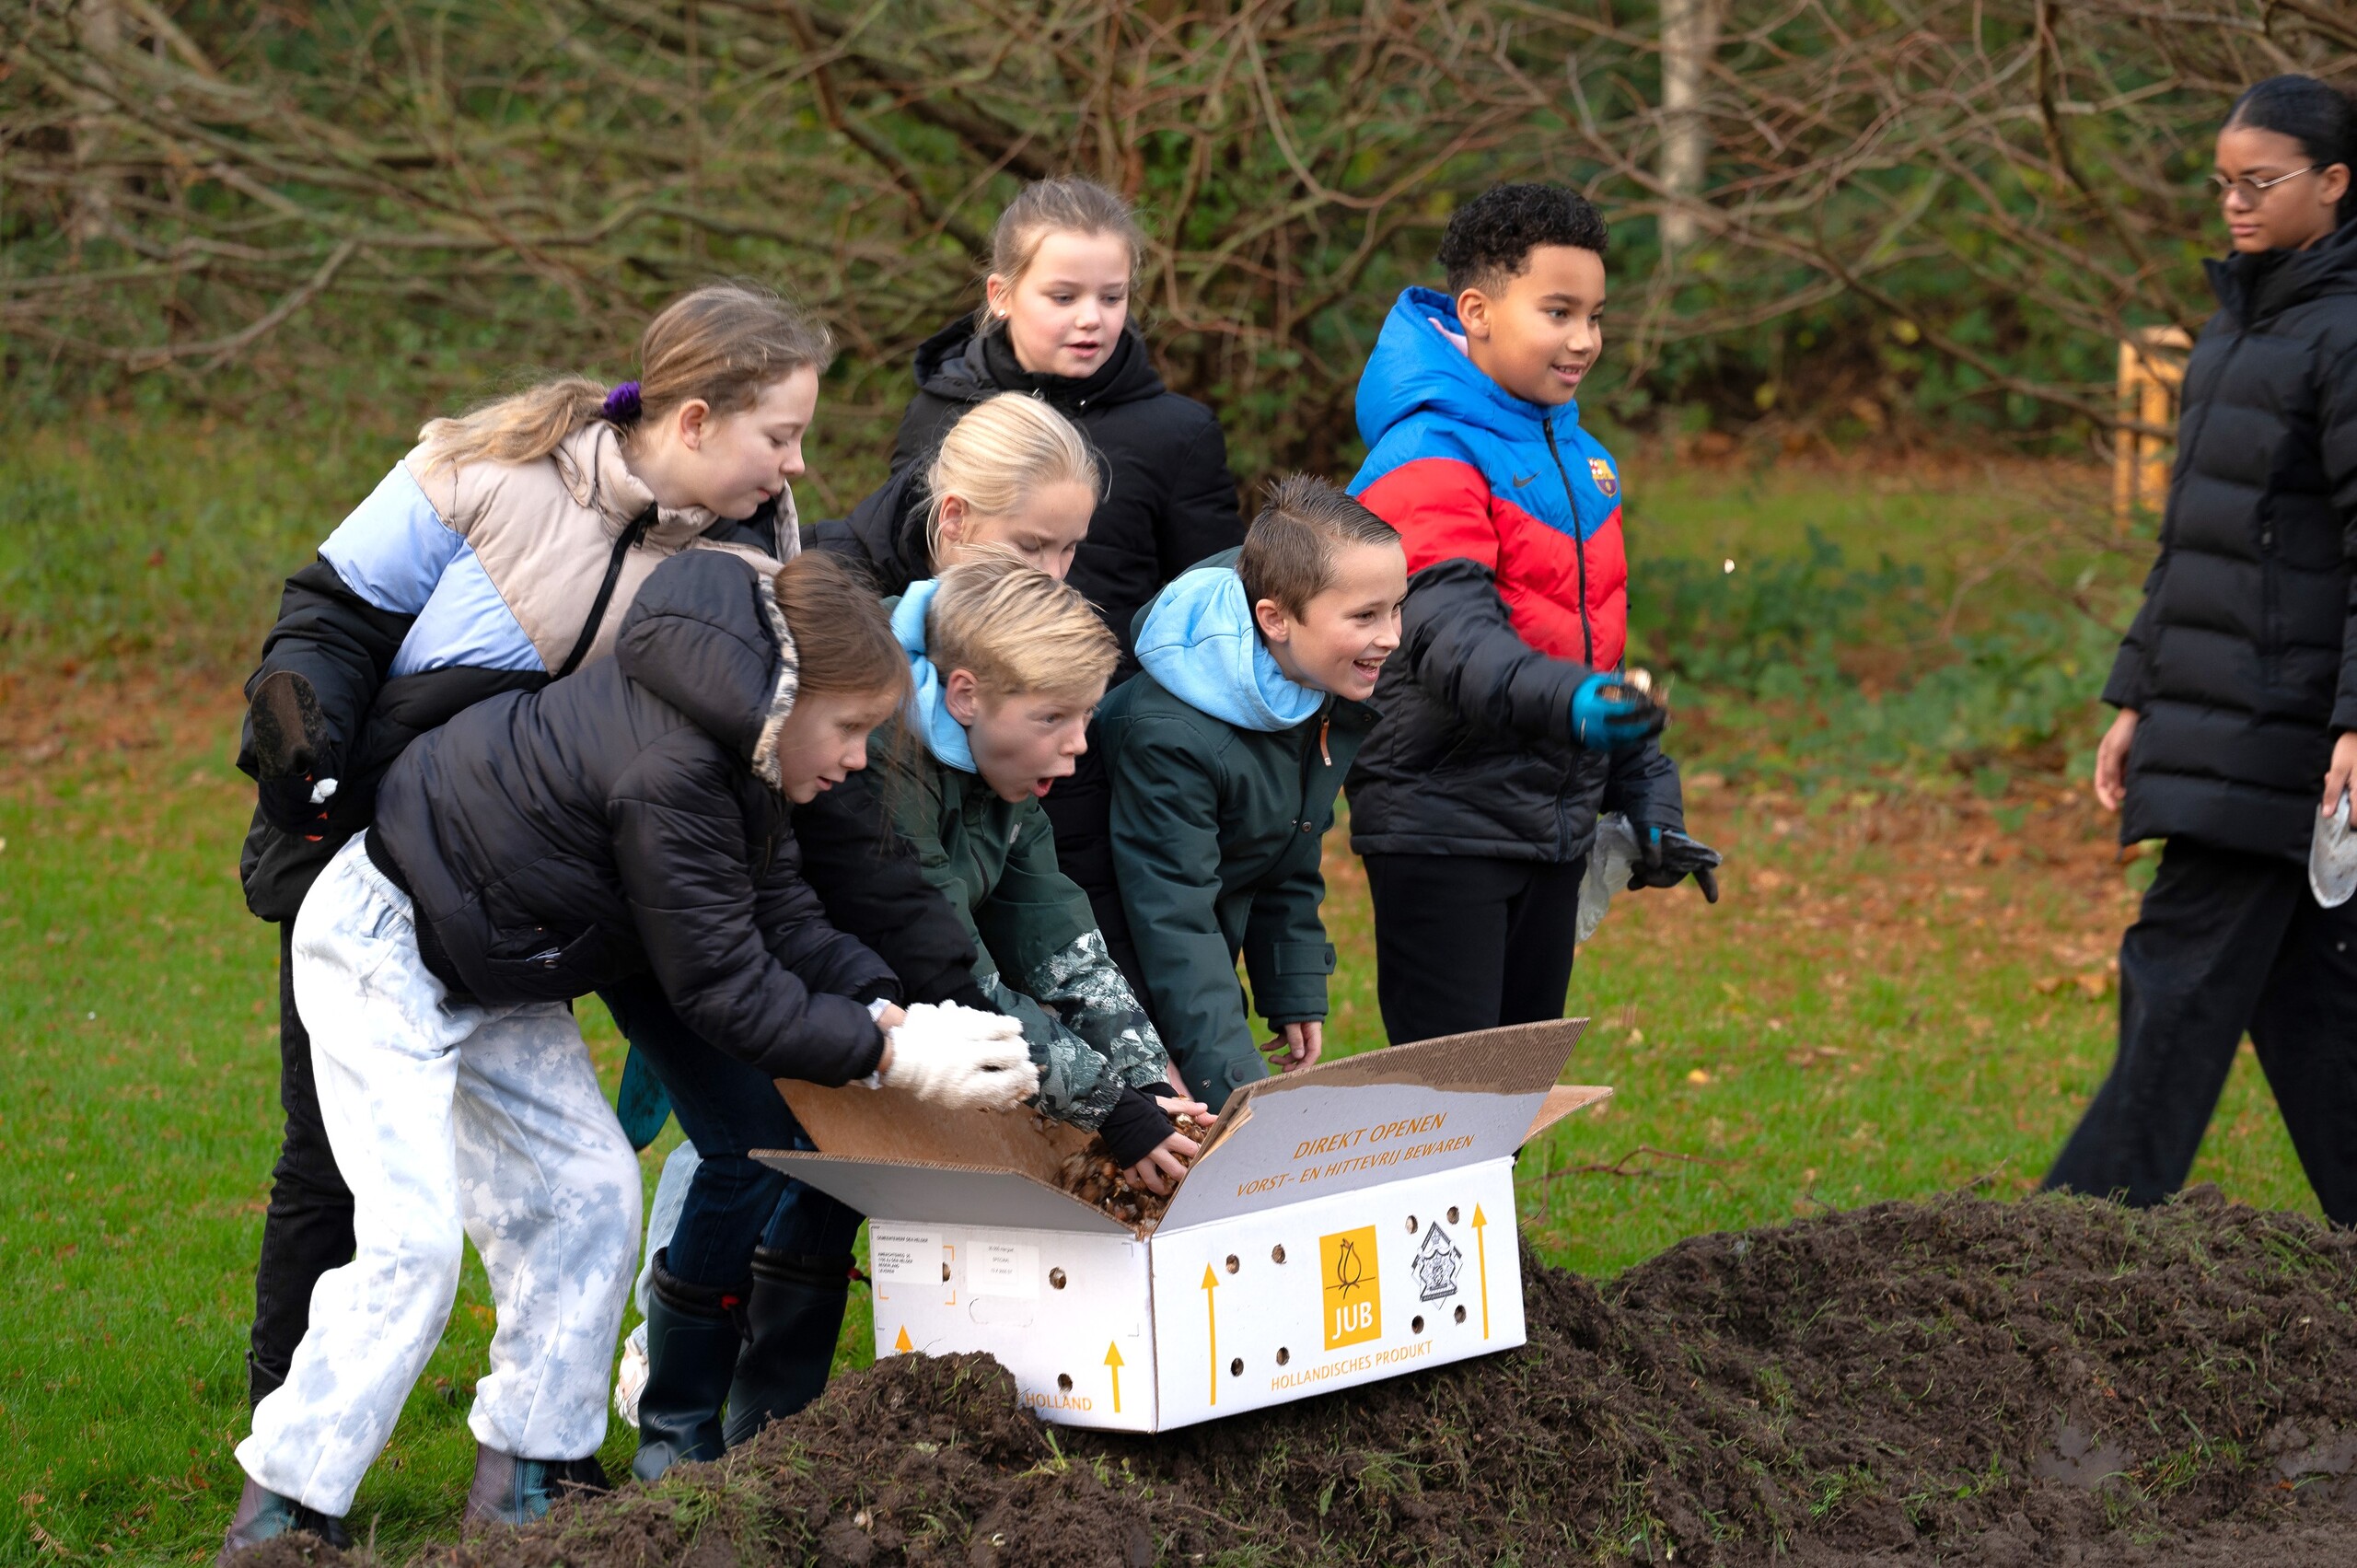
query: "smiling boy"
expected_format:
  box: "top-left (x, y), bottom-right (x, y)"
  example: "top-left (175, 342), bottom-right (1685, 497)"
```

top-left (1346, 182), bottom-right (1718, 1046)
top-left (1098, 478), bottom-right (1408, 1107)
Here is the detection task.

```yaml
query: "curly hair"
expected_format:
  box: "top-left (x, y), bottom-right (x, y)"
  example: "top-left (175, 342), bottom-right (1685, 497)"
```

top-left (1436, 183), bottom-right (1609, 296)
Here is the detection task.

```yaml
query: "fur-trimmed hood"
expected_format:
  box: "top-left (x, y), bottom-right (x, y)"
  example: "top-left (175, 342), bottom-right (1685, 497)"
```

top-left (615, 550), bottom-right (799, 789)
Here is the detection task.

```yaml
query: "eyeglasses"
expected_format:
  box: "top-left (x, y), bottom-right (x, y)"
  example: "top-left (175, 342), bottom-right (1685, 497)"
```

top-left (2210, 166), bottom-right (2326, 205)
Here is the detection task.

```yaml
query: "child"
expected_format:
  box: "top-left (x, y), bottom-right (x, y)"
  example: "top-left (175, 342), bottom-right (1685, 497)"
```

top-left (1345, 183), bottom-right (1719, 1046)
top-left (816, 176), bottom-right (1248, 981)
top-left (622, 395), bottom-right (1115, 1471)
top-left (232, 284), bottom-right (985, 1422)
top-left (1097, 479), bottom-right (1407, 1108)
top-left (223, 550), bottom-right (1030, 1555)
top-left (816, 391), bottom-right (1098, 582)
top-left (876, 551), bottom-right (1212, 1188)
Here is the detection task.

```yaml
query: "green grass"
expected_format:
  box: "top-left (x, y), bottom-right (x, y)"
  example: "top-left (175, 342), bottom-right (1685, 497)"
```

top-left (0, 421), bottom-right (2315, 1562)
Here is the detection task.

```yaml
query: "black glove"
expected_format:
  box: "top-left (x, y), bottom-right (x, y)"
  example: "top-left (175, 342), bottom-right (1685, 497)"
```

top-left (1097, 1085), bottom-right (1178, 1170)
top-left (256, 775), bottom-right (331, 837)
top-left (1629, 823), bottom-right (1723, 903)
top-left (250, 670), bottom-right (334, 839)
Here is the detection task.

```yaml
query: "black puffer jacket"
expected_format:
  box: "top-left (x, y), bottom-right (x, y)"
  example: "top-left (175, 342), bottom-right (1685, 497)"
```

top-left (2106, 224), bottom-right (2357, 862)
top-left (810, 318), bottom-right (1247, 671)
top-left (235, 504), bottom-right (986, 1010)
top-left (370, 549), bottom-right (894, 1085)
top-left (1346, 556), bottom-right (1684, 863)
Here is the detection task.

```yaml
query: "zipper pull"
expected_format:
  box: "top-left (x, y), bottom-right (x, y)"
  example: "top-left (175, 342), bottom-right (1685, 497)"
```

top-left (1319, 715), bottom-right (1331, 768)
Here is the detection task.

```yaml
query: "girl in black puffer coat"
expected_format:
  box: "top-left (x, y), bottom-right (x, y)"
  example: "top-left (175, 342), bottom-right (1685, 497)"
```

top-left (813, 177), bottom-right (1247, 981)
top-left (2049, 75), bottom-right (2357, 1225)
top-left (222, 552), bottom-right (1034, 1556)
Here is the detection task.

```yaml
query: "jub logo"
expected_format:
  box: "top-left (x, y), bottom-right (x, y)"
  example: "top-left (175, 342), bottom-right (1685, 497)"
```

top-left (1318, 1225), bottom-right (1382, 1350)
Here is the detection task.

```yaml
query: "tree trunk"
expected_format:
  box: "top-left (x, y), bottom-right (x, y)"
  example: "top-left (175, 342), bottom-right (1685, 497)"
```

top-left (1658, 0), bottom-right (1719, 250)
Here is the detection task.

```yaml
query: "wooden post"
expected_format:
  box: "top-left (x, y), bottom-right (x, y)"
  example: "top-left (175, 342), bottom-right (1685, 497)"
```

top-left (2114, 327), bottom-right (2191, 534)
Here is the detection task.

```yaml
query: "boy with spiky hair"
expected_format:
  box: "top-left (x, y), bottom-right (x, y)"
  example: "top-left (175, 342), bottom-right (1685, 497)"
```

top-left (1100, 478), bottom-right (1408, 1107)
top-left (1346, 182), bottom-right (1721, 1046)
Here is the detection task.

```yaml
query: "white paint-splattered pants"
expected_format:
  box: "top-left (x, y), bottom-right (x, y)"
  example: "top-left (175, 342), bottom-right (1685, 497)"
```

top-left (238, 836), bottom-right (640, 1518)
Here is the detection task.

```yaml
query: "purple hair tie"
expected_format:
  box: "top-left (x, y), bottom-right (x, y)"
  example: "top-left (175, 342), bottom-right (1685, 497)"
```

top-left (601, 380), bottom-right (643, 424)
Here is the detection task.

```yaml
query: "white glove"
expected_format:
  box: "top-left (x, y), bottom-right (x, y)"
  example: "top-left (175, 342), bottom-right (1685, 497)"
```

top-left (612, 1320), bottom-right (648, 1426)
top-left (882, 1002), bottom-right (1037, 1109)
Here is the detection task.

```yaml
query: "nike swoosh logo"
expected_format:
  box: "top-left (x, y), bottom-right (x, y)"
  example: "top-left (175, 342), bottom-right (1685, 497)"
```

top-left (1511, 473), bottom-right (1537, 488)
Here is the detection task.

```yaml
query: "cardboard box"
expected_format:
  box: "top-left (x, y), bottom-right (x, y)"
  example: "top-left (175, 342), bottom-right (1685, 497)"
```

top-left (759, 1017), bottom-right (1606, 1433)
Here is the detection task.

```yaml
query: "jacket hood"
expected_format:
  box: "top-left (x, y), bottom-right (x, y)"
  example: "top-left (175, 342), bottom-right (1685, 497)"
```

top-left (1355, 287), bottom-right (1587, 453)
top-left (1132, 553), bottom-right (1324, 733)
top-left (888, 582), bottom-right (978, 772)
top-left (911, 316), bottom-right (1167, 412)
top-left (614, 549), bottom-right (799, 788)
top-left (2208, 218), bottom-right (2357, 324)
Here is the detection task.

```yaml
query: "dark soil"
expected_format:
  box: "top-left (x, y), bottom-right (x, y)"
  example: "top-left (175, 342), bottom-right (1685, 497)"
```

top-left (242, 1190), bottom-right (2357, 1566)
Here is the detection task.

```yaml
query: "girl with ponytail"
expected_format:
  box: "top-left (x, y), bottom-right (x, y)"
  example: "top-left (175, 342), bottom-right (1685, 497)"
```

top-left (2052, 75), bottom-right (2357, 1225)
top-left (227, 283), bottom-right (997, 1528)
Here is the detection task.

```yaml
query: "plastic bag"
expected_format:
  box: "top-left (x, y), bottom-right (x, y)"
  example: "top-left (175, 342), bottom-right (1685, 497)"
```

top-left (1578, 813), bottom-right (1643, 944)
top-left (2314, 790), bottom-right (2357, 910)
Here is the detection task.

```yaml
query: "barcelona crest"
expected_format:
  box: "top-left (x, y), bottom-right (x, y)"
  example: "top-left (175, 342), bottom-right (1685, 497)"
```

top-left (1589, 457), bottom-right (1619, 498)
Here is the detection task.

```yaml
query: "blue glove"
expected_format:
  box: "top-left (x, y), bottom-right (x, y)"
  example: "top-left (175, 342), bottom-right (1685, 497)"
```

top-left (1630, 822), bottom-right (1723, 902)
top-left (1570, 672), bottom-right (1666, 751)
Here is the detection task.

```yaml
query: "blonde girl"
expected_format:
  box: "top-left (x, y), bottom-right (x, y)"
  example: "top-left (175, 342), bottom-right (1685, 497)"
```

top-left (816, 175), bottom-right (1248, 986)
top-left (232, 283), bottom-right (989, 1509)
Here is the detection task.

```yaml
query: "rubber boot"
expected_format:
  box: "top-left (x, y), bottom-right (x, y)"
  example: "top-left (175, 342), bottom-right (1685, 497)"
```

top-left (721, 1249), bottom-right (853, 1448)
top-left (217, 1474), bottom-right (351, 1563)
top-left (464, 1442), bottom-right (610, 1527)
top-left (631, 1249), bottom-right (747, 1481)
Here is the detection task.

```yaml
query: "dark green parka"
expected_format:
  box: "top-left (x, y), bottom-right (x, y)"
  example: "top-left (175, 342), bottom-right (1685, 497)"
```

top-left (1097, 551), bottom-right (1376, 1105)
top-left (877, 586), bottom-right (1171, 1130)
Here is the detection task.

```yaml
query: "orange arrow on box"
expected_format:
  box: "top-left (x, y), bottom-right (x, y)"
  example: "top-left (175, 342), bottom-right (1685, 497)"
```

top-left (1104, 1341), bottom-right (1124, 1414)
top-left (893, 1324), bottom-right (913, 1354)
top-left (1470, 1205), bottom-right (1492, 1340)
top-left (1201, 1263), bottom-right (1220, 1407)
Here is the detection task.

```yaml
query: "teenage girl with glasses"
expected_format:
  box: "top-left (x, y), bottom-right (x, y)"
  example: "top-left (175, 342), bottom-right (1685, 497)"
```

top-left (2049, 75), bottom-right (2357, 1223)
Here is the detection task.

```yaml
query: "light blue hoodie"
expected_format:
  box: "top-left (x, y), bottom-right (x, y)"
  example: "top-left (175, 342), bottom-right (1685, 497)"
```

top-left (888, 581), bottom-right (977, 772)
top-left (1132, 558), bottom-right (1324, 733)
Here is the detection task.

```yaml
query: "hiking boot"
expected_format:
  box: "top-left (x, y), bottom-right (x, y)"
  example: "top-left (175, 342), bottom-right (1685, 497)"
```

top-left (630, 1249), bottom-right (747, 1481)
top-left (217, 1474), bottom-right (351, 1563)
top-left (464, 1442), bottom-right (610, 1527)
top-left (722, 1248), bottom-right (852, 1447)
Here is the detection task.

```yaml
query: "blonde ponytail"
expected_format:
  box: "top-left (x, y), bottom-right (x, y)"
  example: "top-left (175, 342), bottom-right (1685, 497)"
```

top-left (420, 282), bottom-right (834, 472)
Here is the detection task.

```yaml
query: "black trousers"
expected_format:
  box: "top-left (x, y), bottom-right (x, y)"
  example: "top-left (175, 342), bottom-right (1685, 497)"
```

top-left (2045, 837), bottom-right (2357, 1225)
top-left (1364, 853), bottom-right (1587, 1046)
top-left (248, 922), bottom-right (356, 1405)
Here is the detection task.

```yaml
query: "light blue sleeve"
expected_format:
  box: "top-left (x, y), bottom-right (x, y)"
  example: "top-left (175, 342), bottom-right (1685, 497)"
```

top-left (318, 462), bottom-right (465, 615)
top-left (388, 545), bottom-right (546, 677)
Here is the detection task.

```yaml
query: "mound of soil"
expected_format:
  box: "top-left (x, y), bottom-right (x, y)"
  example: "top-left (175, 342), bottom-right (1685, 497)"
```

top-left (246, 1191), bottom-right (2357, 1566)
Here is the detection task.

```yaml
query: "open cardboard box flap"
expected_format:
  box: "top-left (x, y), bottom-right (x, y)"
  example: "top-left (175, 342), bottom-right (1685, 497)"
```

top-left (766, 1016), bottom-right (1606, 1236)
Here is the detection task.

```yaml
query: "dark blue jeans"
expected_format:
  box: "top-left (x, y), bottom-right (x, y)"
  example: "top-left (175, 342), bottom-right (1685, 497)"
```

top-left (599, 973), bottom-right (863, 1288)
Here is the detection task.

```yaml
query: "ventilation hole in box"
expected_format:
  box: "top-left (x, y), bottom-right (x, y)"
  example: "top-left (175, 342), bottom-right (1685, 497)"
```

top-left (1447, 1205), bottom-right (1460, 1225)
top-left (1405, 1214), bottom-right (1419, 1233)
top-left (1057, 1373), bottom-right (1073, 1392)
top-left (1225, 1253), bottom-right (1239, 1274)
top-left (1412, 1315), bottom-right (1425, 1334)
top-left (941, 1262), bottom-right (951, 1282)
top-left (1229, 1357), bottom-right (1243, 1377)
top-left (1271, 1243), bottom-right (1287, 1264)
top-left (1049, 1267), bottom-right (1067, 1290)
top-left (1455, 1305), bottom-right (1467, 1324)
top-left (1276, 1347), bottom-right (1291, 1365)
